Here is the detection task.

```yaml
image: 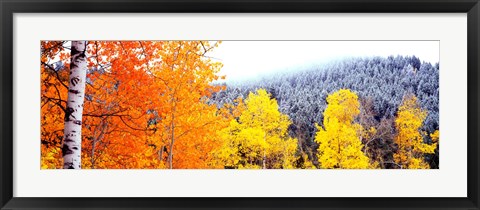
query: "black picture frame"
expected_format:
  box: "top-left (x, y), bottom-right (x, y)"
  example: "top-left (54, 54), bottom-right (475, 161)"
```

top-left (1, 0), bottom-right (479, 209)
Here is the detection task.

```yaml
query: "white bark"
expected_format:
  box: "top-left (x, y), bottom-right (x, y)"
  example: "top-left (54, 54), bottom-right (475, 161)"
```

top-left (62, 41), bottom-right (88, 169)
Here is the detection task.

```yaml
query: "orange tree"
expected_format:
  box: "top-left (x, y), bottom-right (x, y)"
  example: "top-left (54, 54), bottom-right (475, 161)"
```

top-left (41, 41), bottom-right (229, 169)
top-left (146, 41), bottom-right (231, 169)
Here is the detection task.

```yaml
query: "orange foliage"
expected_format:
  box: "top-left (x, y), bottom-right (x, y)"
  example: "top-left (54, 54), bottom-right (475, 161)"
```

top-left (147, 41), bottom-right (230, 169)
top-left (41, 41), bottom-right (229, 169)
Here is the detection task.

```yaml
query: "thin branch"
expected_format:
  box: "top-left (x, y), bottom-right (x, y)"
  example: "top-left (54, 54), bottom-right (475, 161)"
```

top-left (119, 115), bottom-right (148, 131)
top-left (83, 108), bottom-right (129, 118)
top-left (41, 96), bottom-right (67, 112)
top-left (93, 41), bottom-right (108, 71)
top-left (41, 41), bottom-right (66, 54)
top-left (41, 61), bottom-right (69, 89)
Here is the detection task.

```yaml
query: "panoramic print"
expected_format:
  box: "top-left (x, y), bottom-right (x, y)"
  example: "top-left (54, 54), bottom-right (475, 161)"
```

top-left (41, 41), bottom-right (439, 169)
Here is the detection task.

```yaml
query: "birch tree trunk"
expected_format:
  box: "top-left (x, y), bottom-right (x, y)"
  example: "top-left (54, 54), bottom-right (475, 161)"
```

top-left (62, 41), bottom-right (88, 169)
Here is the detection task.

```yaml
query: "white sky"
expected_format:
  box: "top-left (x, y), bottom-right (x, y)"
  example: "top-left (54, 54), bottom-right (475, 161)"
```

top-left (207, 41), bottom-right (439, 83)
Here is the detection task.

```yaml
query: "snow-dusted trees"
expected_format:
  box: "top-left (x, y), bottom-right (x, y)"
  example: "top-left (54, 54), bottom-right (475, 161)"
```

top-left (210, 55), bottom-right (439, 168)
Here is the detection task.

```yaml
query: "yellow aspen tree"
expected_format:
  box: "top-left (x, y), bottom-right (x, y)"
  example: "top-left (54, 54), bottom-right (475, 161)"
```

top-left (393, 94), bottom-right (438, 169)
top-left (218, 89), bottom-right (298, 169)
top-left (315, 89), bottom-right (370, 169)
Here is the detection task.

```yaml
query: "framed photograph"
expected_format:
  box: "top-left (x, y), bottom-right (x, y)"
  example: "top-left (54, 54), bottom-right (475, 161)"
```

top-left (1, 0), bottom-right (479, 209)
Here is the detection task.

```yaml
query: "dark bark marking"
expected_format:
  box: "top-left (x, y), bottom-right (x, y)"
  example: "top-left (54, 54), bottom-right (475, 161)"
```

top-left (71, 77), bottom-right (80, 86)
top-left (62, 144), bottom-right (72, 156)
top-left (69, 89), bottom-right (80, 94)
top-left (72, 147), bottom-right (79, 150)
top-left (70, 62), bottom-right (78, 70)
top-left (64, 161), bottom-right (75, 169)
top-left (78, 52), bottom-right (86, 60)
top-left (65, 107), bottom-right (74, 121)
top-left (64, 138), bottom-right (74, 143)
top-left (70, 41), bottom-right (87, 71)
top-left (73, 120), bottom-right (82, 125)
top-left (71, 44), bottom-right (80, 55)
top-left (70, 46), bottom-right (80, 67)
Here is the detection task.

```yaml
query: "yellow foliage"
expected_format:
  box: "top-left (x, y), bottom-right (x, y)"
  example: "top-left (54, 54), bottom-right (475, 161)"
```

top-left (299, 154), bottom-right (317, 169)
top-left (315, 89), bottom-right (370, 169)
top-left (324, 89), bottom-right (360, 123)
top-left (394, 94), bottom-right (438, 169)
top-left (217, 89), bottom-right (298, 169)
top-left (430, 130), bottom-right (439, 143)
top-left (41, 146), bottom-right (62, 169)
top-left (407, 157), bottom-right (430, 169)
